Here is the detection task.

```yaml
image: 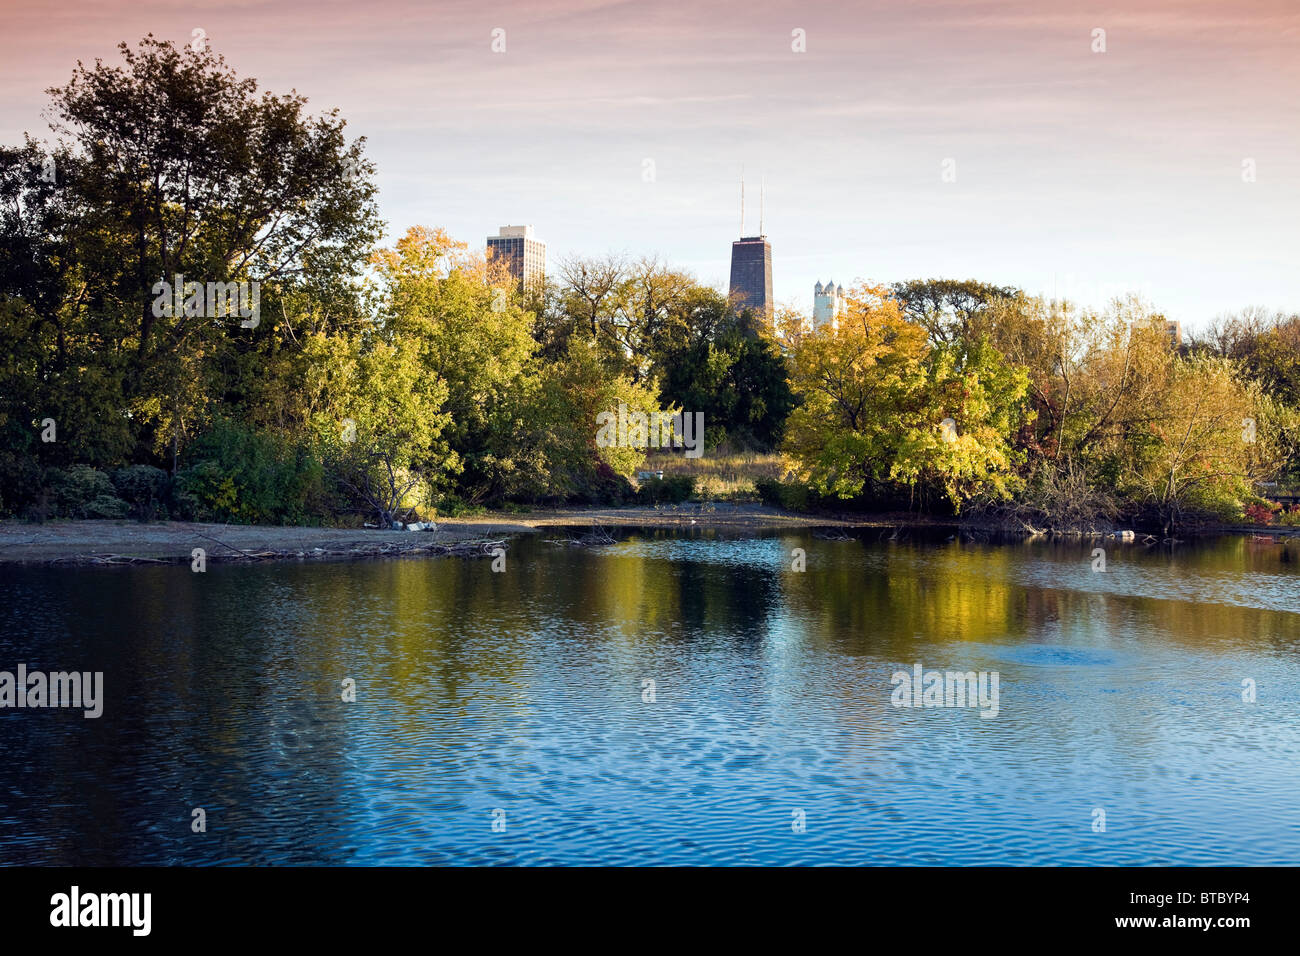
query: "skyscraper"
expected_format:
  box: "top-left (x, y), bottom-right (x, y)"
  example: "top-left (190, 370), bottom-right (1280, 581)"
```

top-left (729, 236), bottom-right (773, 318)
top-left (486, 225), bottom-right (546, 288)
top-left (728, 174), bottom-right (773, 319)
top-left (1165, 320), bottom-right (1183, 348)
top-left (813, 280), bottom-right (846, 329)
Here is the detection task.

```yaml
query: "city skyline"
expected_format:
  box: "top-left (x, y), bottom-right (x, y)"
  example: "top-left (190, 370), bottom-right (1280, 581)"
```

top-left (2, 0), bottom-right (1297, 327)
top-left (1, 0), bottom-right (1298, 893)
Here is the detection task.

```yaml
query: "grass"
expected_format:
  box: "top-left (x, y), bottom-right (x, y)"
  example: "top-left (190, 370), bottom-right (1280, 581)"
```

top-left (641, 447), bottom-right (787, 501)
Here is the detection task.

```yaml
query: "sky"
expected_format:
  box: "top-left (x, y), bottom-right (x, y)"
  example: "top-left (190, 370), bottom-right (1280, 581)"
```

top-left (1, 0), bottom-right (1297, 327)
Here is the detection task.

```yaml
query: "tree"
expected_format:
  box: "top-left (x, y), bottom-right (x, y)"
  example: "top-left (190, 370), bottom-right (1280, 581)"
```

top-left (555, 253), bottom-right (626, 338)
top-left (608, 256), bottom-right (695, 385)
top-left (974, 295), bottom-right (1173, 475)
top-left (655, 297), bottom-right (794, 450)
top-left (302, 328), bottom-right (452, 526)
top-left (372, 226), bottom-right (538, 504)
top-left (25, 35), bottom-right (380, 468)
top-left (1191, 308), bottom-right (1300, 408)
top-left (0, 138), bottom-right (134, 471)
top-left (1120, 355), bottom-right (1277, 529)
top-left (532, 338), bottom-right (666, 499)
top-left (890, 336), bottom-right (1030, 508)
top-left (891, 278), bottom-right (1021, 345)
top-left (783, 284), bottom-right (1028, 510)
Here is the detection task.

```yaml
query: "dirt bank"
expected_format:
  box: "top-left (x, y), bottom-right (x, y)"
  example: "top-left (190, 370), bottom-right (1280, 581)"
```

top-left (0, 504), bottom-right (892, 566)
top-left (6, 507), bottom-right (1285, 567)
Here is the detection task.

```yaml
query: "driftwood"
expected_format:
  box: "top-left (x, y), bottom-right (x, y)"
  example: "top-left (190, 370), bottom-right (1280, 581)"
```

top-left (48, 553), bottom-right (170, 566)
top-left (545, 523), bottom-right (617, 547)
top-left (193, 529), bottom-right (259, 559)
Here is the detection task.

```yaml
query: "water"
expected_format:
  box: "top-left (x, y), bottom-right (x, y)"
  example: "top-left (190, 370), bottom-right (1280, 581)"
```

top-left (1, 528), bottom-right (1297, 865)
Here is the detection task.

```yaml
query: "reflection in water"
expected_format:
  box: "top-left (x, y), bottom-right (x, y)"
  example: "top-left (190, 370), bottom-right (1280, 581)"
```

top-left (0, 529), bottom-right (1297, 865)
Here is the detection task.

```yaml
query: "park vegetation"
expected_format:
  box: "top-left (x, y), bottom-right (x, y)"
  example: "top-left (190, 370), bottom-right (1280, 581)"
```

top-left (1, 38), bottom-right (1297, 531)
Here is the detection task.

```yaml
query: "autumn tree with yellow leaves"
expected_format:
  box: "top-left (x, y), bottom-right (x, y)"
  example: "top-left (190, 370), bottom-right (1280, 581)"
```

top-left (782, 284), bottom-right (1030, 511)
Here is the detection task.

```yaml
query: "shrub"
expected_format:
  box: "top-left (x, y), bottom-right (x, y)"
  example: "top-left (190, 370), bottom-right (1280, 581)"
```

top-left (1243, 502), bottom-right (1277, 526)
top-left (754, 477), bottom-right (811, 511)
top-left (637, 474), bottom-right (695, 505)
top-left (46, 465), bottom-right (128, 518)
top-left (83, 494), bottom-right (129, 519)
top-left (174, 460), bottom-right (229, 522)
top-left (434, 497), bottom-right (486, 518)
top-left (178, 422), bottom-right (327, 525)
top-left (562, 460), bottom-right (634, 506)
top-left (0, 451), bottom-right (43, 517)
top-left (23, 490), bottom-right (52, 523)
top-left (753, 477), bottom-right (780, 507)
top-left (1015, 463), bottom-right (1121, 528)
top-left (111, 464), bottom-right (171, 520)
top-left (1275, 504), bottom-right (1300, 527)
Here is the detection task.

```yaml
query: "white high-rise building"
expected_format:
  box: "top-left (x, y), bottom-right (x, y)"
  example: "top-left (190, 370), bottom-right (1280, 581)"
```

top-left (486, 225), bottom-right (546, 288)
top-left (813, 280), bottom-right (846, 329)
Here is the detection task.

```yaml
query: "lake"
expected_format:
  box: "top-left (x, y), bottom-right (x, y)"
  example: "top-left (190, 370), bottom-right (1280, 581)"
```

top-left (1, 527), bottom-right (1297, 865)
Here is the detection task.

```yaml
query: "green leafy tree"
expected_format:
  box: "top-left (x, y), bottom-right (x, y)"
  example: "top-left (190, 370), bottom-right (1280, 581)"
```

top-left (302, 328), bottom-right (452, 524)
top-left (784, 285), bottom-right (1028, 510)
top-left (891, 278), bottom-right (1021, 345)
top-left (530, 338), bottom-right (666, 501)
top-left (373, 226), bottom-right (540, 505)
top-left (18, 35), bottom-right (380, 469)
top-left (653, 291), bottom-right (794, 450)
top-left (1119, 355), bottom-right (1281, 528)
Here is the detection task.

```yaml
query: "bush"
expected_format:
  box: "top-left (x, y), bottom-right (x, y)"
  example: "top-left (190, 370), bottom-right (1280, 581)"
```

top-left (1014, 463), bottom-right (1120, 528)
top-left (562, 460), bottom-right (634, 506)
top-left (754, 477), bottom-right (811, 511)
top-left (1275, 504), bottom-right (1300, 527)
top-left (111, 464), bottom-right (171, 520)
top-left (178, 422), bottom-right (327, 525)
top-left (46, 465), bottom-right (128, 518)
top-left (83, 494), bottom-right (129, 519)
top-left (0, 451), bottom-right (43, 517)
top-left (753, 477), bottom-right (780, 506)
top-left (433, 496), bottom-right (487, 518)
top-left (637, 474), bottom-right (695, 505)
top-left (1243, 501), bottom-right (1277, 526)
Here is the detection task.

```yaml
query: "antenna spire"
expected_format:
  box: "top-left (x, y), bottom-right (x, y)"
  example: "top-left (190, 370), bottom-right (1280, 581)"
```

top-left (760, 174), bottom-right (765, 236)
top-left (740, 165), bottom-right (745, 237)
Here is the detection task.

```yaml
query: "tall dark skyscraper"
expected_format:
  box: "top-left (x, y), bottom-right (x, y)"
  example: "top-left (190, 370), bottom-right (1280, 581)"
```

top-left (729, 236), bottom-right (773, 317)
top-left (728, 175), bottom-right (772, 317)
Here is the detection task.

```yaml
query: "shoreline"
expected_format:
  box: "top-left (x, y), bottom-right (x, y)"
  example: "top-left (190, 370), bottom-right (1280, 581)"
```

top-left (0, 506), bottom-right (853, 566)
top-left (1, 507), bottom-right (1293, 567)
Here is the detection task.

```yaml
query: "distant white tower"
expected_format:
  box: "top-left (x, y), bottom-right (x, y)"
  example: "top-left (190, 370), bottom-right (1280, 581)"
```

top-left (487, 225), bottom-right (546, 289)
top-left (813, 280), bottom-right (846, 329)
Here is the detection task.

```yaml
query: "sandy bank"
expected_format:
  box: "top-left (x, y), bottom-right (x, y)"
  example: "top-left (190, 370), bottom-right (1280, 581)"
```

top-left (0, 505), bottom-right (886, 566)
top-left (4, 506), bottom-right (1287, 566)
